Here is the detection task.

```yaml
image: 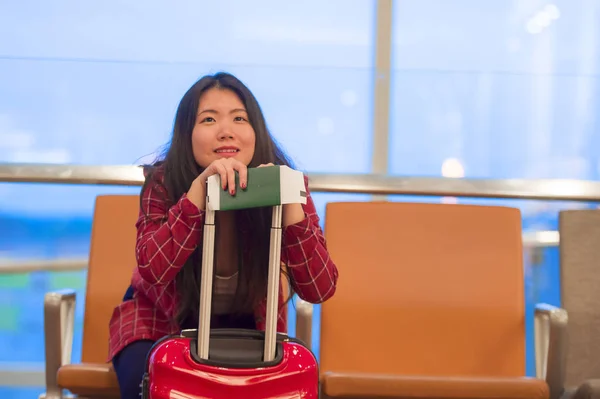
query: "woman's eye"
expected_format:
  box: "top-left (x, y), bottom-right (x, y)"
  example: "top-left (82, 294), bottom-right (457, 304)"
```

top-left (201, 117), bottom-right (215, 123)
top-left (234, 116), bottom-right (247, 122)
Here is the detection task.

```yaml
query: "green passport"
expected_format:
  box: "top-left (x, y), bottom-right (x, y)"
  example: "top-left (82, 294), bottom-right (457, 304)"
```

top-left (206, 165), bottom-right (307, 211)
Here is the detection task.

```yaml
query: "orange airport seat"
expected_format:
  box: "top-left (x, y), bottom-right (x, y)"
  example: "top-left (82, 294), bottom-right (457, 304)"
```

top-left (42, 195), bottom-right (139, 398)
top-left (318, 202), bottom-right (567, 399)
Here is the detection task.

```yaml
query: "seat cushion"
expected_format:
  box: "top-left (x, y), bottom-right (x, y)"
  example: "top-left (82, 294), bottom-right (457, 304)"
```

top-left (322, 372), bottom-right (549, 399)
top-left (57, 363), bottom-right (120, 397)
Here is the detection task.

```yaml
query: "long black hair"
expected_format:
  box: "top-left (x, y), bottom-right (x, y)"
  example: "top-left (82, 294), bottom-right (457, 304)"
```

top-left (141, 72), bottom-right (295, 325)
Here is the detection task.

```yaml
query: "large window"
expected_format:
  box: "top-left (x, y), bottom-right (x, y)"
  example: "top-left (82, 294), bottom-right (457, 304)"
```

top-left (0, 1), bottom-right (376, 395)
top-left (0, 0), bottom-right (377, 241)
top-left (0, 0), bottom-right (375, 170)
top-left (390, 0), bottom-right (600, 181)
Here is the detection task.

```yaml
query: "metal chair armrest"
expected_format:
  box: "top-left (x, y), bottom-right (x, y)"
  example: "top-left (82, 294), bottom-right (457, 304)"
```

top-left (42, 289), bottom-right (76, 399)
top-left (535, 302), bottom-right (569, 399)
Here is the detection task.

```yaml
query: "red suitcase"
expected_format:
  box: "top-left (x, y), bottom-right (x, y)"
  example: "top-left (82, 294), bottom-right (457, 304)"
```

top-left (142, 170), bottom-right (319, 399)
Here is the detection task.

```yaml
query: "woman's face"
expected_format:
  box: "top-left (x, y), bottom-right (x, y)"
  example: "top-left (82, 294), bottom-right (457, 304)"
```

top-left (192, 87), bottom-right (256, 168)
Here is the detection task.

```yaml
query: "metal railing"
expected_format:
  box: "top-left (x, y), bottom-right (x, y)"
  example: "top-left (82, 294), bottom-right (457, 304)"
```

top-left (0, 163), bottom-right (593, 274)
top-left (4, 163), bottom-right (600, 201)
top-left (0, 258), bottom-right (88, 274)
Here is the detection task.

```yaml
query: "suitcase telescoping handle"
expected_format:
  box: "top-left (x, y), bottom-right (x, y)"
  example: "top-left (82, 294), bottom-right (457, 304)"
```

top-left (196, 165), bottom-right (307, 363)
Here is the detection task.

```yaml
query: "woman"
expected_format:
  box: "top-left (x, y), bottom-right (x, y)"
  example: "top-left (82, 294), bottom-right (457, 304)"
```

top-left (107, 72), bottom-right (339, 398)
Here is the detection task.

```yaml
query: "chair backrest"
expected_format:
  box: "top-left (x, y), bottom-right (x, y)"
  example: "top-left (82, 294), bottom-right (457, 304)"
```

top-left (320, 201), bottom-right (526, 377)
top-left (81, 195), bottom-right (140, 363)
top-left (558, 209), bottom-right (600, 386)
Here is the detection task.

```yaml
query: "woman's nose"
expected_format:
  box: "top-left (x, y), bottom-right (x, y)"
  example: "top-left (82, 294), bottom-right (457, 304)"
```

top-left (217, 129), bottom-right (234, 140)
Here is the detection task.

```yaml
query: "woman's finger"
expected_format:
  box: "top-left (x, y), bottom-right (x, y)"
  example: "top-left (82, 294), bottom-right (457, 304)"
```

top-left (224, 162), bottom-right (237, 195)
top-left (234, 161), bottom-right (248, 189)
top-left (212, 162), bottom-right (228, 190)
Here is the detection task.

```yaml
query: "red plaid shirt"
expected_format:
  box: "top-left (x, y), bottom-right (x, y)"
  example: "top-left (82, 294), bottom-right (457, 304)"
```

top-left (107, 169), bottom-right (338, 361)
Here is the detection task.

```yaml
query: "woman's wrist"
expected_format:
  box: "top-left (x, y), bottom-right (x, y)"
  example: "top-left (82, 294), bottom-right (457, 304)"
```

top-left (187, 179), bottom-right (206, 210)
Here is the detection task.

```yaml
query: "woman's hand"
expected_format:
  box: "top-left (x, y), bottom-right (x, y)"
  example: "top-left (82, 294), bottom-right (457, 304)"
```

top-left (187, 158), bottom-right (248, 210)
top-left (257, 163), bottom-right (306, 226)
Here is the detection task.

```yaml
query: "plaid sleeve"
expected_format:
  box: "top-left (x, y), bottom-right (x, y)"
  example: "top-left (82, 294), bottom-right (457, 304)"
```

top-left (281, 180), bottom-right (338, 304)
top-left (136, 176), bottom-right (205, 285)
